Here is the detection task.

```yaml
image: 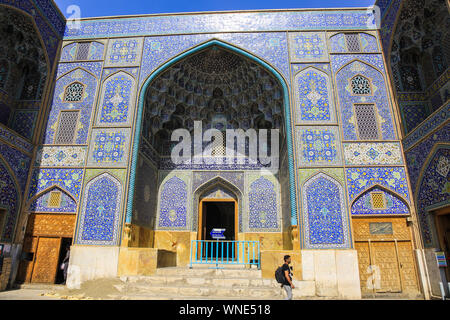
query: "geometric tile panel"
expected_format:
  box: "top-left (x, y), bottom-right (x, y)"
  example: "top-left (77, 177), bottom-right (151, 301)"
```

top-left (35, 146), bottom-right (87, 167)
top-left (61, 42), bottom-right (104, 62)
top-left (0, 125), bottom-right (34, 154)
top-left (288, 32), bottom-right (328, 62)
top-left (27, 168), bottom-right (83, 202)
top-left (295, 126), bottom-right (342, 166)
top-left (96, 71), bottom-right (136, 126)
top-left (346, 167), bottom-right (410, 203)
top-left (77, 172), bottom-right (122, 245)
top-left (56, 62), bottom-right (103, 79)
top-left (0, 141), bottom-right (31, 192)
top-left (105, 38), bottom-right (144, 67)
top-left (302, 172), bottom-right (350, 249)
top-left (351, 187), bottom-right (410, 215)
top-left (64, 11), bottom-right (377, 39)
top-left (89, 41), bottom-right (106, 60)
top-left (0, 159), bottom-right (19, 241)
top-left (335, 58), bottom-right (396, 141)
top-left (404, 123), bottom-right (450, 194)
top-left (416, 147), bottom-right (450, 246)
top-left (403, 102), bottom-right (449, 151)
top-left (158, 176), bottom-right (188, 229)
top-left (399, 102), bottom-right (429, 134)
top-left (102, 67), bottom-right (139, 81)
top-left (10, 110), bottom-right (38, 140)
top-left (329, 33), bottom-right (347, 53)
top-left (360, 33), bottom-right (379, 52)
top-left (293, 67), bottom-right (336, 124)
top-left (248, 176), bottom-right (279, 231)
top-left (329, 32), bottom-right (379, 53)
top-left (343, 142), bottom-right (403, 165)
top-left (132, 157), bottom-right (158, 228)
top-left (87, 128), bottom-right (131, 167)
top-left (139, 33), bottom-right (290, 87)
top-left (28, 187), bottom-right (77, 213)
top-left (44, 68), bottom-right (98, 145)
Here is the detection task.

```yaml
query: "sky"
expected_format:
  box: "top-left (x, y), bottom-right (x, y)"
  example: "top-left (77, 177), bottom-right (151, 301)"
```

top-left (54, 0), bottom-right (376, 18)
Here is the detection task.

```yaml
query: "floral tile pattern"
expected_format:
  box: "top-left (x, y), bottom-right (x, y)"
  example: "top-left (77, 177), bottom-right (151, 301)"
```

top-left (35, 146), bottom-right (87, 167)
top-left (343, 142), bottom-right (403, 165)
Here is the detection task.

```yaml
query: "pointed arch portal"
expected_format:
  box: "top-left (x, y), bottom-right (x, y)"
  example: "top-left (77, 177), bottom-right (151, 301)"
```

top-left (127, 39), bottom-right (298, 227)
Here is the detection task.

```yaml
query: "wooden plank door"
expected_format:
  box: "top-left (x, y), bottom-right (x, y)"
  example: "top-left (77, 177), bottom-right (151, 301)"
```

top-left (16, 236), bottom-right (38, 283)
top-left (371, 242), bottom-right (402, 293)
top-left (355, 241), bottom-right (373, 294)
top-left (31, 237), bottom-right (61, 283)
top-left (396, 241), bottom-right (419, 293)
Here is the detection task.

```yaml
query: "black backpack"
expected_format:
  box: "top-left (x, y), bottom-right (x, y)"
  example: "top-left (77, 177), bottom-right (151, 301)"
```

top-left (275, 266), bottom-right (285, 284)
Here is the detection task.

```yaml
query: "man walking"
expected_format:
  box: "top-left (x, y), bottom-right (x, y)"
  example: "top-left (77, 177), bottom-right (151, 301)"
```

top-left (281, 255), bottom-right (294, 300)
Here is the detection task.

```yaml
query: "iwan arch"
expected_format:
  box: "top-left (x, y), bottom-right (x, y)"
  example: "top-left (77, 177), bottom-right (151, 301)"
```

top-left (0, 0), bottom-right (449, 299)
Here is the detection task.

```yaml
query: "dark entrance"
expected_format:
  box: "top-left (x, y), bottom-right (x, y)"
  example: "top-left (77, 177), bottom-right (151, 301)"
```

top-left (200, 201), bottom-right (236, 260)
top-left (202, 201), bottom-right (235, 241)
top-left (55, 237), bottom-right (72, 284)
top-left (434, 206), bottom-right (450, 282)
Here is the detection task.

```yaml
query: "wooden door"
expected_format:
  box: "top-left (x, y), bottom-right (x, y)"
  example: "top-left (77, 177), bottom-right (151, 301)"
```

top-left (31, 237), bottom-right (61, 283)
top-left (355, 241), bottom-right (372, 294)
top-left (16, 236), bottom-right (38, 283)
top-left (397, 241), bottom-right (419, 293)
top-left (353, 217), bottom-right (419, 295)
top-left (371, 242), bottom-right (402, 292)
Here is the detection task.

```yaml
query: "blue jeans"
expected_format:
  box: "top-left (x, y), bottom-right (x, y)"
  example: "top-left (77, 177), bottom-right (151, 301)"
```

top-left (283, 285), bottom-right (292, 300)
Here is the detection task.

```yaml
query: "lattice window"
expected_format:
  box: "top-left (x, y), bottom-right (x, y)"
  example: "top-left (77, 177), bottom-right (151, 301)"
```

top-left (345, 33), bottom-right (361, 52)
top-left (64, 82), bottom-right (84, 102)
top-left (54, 110), bottom-right (79, 144)
top-left (371, 192), bottom-right (385, 209)
top-left (354, 104), bottom-right (379, 140)
top-left (211, 133), bottom-right (225, 156)
top-left (76, 42), bottom-right (91, 60)
top-left (47, 191), bottom-right (62, 208)
top-left (351, 75), bottom-right (372, 95)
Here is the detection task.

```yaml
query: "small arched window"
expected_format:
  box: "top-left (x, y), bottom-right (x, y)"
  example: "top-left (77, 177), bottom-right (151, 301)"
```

top-left (64, 82), bottom-right (85, 102)
top-left (351, 75), bottom-right (372, 95)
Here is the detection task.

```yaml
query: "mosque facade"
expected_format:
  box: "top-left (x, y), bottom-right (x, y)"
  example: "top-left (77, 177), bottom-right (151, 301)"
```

top-left (0, 0), bottom-right (448, 299)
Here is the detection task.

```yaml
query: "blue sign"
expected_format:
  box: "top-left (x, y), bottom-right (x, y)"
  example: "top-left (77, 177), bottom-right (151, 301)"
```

top-left (210, 228), bottom-right (226, 240)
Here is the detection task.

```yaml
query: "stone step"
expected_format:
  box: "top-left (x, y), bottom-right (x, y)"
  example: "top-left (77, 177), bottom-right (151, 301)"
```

top-left (154, 267), bottom-right (262, 279)
top-left (109, 293), bottom-right (282, 300)
top-left (119, 277), bottom-right (316, 298)
top-left (123, 275), bottom-right (282, 287)
top-left (111, 293), bottom-right (283, 300)
top-left (120, 284), bottom-right (286, 298)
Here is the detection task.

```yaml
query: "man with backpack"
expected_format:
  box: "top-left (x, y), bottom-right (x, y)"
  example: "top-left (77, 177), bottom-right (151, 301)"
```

top-left (275, 255), bottom-right (295, 300)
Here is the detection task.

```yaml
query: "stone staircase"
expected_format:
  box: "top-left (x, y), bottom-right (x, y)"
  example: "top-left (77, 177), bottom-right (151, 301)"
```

top-left (114, 266), bottom-right (317, 300)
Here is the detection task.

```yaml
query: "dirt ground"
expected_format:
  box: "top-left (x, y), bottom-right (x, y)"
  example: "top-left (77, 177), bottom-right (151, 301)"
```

top-left (43, 278), bottom-right (126, 300)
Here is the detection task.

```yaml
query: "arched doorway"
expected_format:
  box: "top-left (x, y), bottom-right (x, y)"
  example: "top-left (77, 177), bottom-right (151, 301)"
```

top-left (129, 40), bottom-right (295, 261)
top-left (199, 185), bottom-right (238, 242)
top-left (195, 179), bottom-right (241, 242)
